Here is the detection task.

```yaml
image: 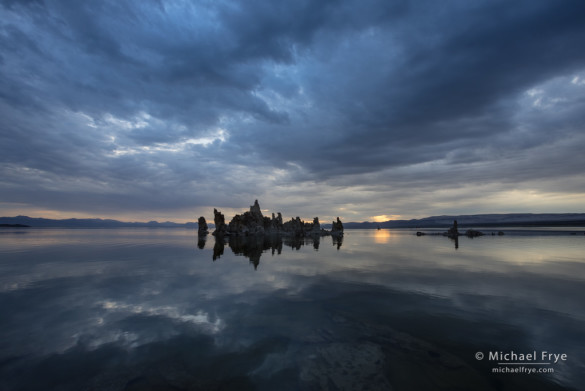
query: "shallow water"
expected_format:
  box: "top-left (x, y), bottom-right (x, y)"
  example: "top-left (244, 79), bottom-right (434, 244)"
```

top-left (0, 228), bottom-right (584, 390)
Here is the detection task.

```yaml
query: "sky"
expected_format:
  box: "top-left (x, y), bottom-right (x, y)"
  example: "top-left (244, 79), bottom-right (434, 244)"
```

top-left (1, 0), bottom-right (585, 224)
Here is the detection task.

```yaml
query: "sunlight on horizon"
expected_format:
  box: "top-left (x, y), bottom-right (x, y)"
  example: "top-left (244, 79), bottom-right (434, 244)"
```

top-left (371, 214), bottom-right (402, 222)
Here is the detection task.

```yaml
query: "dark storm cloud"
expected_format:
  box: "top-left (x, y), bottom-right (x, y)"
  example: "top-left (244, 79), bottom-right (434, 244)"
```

top-left (242, 0), bottom-right (585, 170)
top-left (1, 0), bottom-right (584, 219)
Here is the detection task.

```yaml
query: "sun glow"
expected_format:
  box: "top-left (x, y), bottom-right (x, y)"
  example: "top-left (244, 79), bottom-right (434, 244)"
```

top-left (371, 214), bottom-right (401, 222)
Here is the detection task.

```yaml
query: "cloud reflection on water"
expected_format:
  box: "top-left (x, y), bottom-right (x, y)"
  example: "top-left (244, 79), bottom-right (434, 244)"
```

top-left (0, 228), bottom-right (583, 389)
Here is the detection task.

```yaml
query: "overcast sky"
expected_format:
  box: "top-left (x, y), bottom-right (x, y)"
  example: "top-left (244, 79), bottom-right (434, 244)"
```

top-left (1, 0), bottom-right (585, 223)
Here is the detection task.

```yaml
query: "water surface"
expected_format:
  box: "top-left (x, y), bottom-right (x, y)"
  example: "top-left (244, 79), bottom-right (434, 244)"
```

top-left (0, 228), bottom-right (583, 390)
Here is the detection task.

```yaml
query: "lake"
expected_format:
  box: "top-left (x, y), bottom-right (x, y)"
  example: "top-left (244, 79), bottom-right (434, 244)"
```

top-left (0, 228), bottom-right (584, 390)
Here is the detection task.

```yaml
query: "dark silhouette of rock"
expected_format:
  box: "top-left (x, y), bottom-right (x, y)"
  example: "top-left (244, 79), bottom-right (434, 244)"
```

top-left (446, 220), bottom-right (459, 239)
top-left (441, 220), bottom-right (460, 249)
top-left (227, 199), bottom-right (267, 236)
top-left (279, 215), bottom-right (324, 237)
top-left (311, 217), bottom-right (321, 234)
top-left (283, 216), bottom-right (304, 236)
top-left (270, 212), bottom-right (283, 231)
top-left (250, 199), bottom-right (262, 216)
top-left (497, 231), bottom-right (505, 236)
top-left (331, 217), bottom-right (344, 237)
top-left (208, 200), bottom-right (343, 239)
top-left (198, 216), bottom-right (209, 236)
top-left (465, 229), bottom-right (484, 238)
top-left (443, 220), bottom-right (484, 238)
top-left (414, 219), bottom-right (495, 248)
top-left (212, 208), bottom-right (228, 236)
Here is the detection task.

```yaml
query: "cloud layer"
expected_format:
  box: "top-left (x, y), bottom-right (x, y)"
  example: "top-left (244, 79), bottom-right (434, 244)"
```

top-left (1, 0), bottom-right (585, 222)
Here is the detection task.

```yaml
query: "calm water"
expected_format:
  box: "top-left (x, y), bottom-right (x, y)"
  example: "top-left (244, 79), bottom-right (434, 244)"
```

top-left (0, 228), bottom-right (584, 390)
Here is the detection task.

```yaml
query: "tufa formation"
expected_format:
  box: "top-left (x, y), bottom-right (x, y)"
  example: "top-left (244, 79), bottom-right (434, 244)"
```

top-left (197, 216), bottom-right (209, 236)
top-left (198, 200), bottom-right (343, 238)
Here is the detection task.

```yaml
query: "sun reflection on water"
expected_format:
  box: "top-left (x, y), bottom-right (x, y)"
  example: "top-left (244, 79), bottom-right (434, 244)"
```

top-left (373, 229), bottom-right (392, 244)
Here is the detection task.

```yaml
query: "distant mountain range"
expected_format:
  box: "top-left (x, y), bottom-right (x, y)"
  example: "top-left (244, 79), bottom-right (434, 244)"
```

top-left (343, 213), bottom-right (585, 229)
top-left (0, 216), bottom-right (198, 228)
top-left (1, 213), bottom-right (585, 229)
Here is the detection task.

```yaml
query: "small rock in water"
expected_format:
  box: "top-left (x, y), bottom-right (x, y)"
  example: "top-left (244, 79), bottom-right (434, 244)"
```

top-left (446, 220), bottom-right (459, 238)
top-left (465, 229), bottom-right (484, 238)
top-left (197, 216), bottom-right (208, 236)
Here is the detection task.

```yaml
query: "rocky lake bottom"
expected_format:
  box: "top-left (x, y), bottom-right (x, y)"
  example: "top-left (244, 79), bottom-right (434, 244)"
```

top-left (0, 228), bottom-right (584, 390)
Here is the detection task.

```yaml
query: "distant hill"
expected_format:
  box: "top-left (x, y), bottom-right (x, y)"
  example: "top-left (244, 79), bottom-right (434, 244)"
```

top-left (342, 213), bottom-right (585, 229)
top-left (2, 213), bottom-right (584, 229)
top-left (0, 216), bottom-right (200, 228)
